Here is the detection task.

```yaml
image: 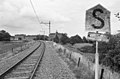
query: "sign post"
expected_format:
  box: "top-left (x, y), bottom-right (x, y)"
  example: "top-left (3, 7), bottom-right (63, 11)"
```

top-left (95, 31), bottom-right (99, 79)
top-left (85, 4), bottom-right (111, 79)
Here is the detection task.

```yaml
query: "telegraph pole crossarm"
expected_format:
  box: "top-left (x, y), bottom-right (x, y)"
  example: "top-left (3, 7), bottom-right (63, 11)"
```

top-left (40, 21), bottom-right (51, 36)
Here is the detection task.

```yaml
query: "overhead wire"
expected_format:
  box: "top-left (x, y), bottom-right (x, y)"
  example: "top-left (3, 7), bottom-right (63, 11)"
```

top-left (29, 0), bottom-right (44, 30)
top-left (29, 0), bottom-right (50, 35)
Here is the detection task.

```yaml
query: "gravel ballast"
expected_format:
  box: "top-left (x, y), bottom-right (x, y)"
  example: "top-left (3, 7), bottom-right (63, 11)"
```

top-left (35, 42), bottom-right (76, 79)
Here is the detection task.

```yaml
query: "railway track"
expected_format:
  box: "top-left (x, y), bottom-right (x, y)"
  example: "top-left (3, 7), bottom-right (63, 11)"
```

top-left (0, 41), bottom-right (46, 79)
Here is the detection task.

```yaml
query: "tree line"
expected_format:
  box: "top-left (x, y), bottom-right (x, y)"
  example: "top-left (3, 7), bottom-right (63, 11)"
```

top-left (0, 30), bottom-right (89, 44)
top-left (53, 33), bottom-right (90, 45)
top-left (0, 30), bottom-right (91, 46)
top-left (0, 30), bottom-right (11, 41)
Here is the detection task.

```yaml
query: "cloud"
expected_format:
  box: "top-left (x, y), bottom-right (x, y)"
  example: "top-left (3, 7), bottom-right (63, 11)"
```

top-left (0, 0), bottom-right (71, 32)
top-left (0, 0), bottom-right (120, 36)
top-left (19, 0), bottom-right (71, 23)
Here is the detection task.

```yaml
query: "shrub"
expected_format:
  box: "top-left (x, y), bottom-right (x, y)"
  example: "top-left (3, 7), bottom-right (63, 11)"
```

top-left (79, 34), bottom-right (120, 73)
top-left (0, 30), bottom-right (11, 41)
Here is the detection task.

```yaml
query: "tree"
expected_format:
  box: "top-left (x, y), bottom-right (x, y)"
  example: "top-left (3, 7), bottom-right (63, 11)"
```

top-left (60, 34), bottom-right (70, 44)
top-left (79, 33), bottom-right (120, 72)
top-left (35, 35), bottom-right (48, 40)
top-left (0, 30), bottom-right (11, 41)
top-left (114, 55), bottom-right (120, 65)
top-left (102, 56), bottom-right (114, 67)
top-left (83, 36), bottom-right (88, 43)
top-left (53, 34), bottom-right (59, 43)
top-left (69, 35), bottom-right (83, 45)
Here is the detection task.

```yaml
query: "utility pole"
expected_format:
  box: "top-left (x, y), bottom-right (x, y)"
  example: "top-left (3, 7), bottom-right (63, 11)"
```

top-left (40, 21), bottom-right (51, 36)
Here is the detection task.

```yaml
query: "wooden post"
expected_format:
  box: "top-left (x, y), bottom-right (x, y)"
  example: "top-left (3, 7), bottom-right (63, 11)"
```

top-left (21, 45), bottom-right (22, 51)
top-left (69, 52), bottom-right (71, 59)
top-left (12, 48), bottom-right (13, 52)
top-left (100, 68), bottom-right (104, 79)
top-left (77, 57), bottom-right (81, 67)
top-left (64, 49), bottom-right (66, 54)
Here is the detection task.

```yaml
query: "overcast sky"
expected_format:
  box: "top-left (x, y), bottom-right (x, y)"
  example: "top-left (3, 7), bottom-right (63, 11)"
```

top-left (0, 0), bottom-right (120, 37)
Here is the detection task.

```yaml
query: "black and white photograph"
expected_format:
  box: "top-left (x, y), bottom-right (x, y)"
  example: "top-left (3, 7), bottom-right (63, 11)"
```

top-left (0, 0), bottom-right (120, 79)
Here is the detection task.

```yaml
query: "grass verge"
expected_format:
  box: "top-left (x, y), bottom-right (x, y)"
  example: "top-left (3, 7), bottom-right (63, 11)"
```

top-left (56, 49), bottom-right (94, 79)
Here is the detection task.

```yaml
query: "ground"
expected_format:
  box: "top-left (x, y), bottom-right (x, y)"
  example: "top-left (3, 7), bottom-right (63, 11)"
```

top-left (56, 43), bottom-right (94, 79)
top-left (0, 41), bottom-right (26, 61)
top-left (34, 41), bottom-right (76, 79)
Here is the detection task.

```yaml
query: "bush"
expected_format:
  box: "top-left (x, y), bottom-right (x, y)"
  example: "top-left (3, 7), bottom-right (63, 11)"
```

top-left (60, 34), bottom-right (70, 44)
top-left (69, 35), bottom-right (83, 45)
top-left (79, 34), bottom-right (120, 73)
top-left (53, 34), bottom-right (59, 43)
top-left (78, 46), bottom-right (95, 53)
top-left (36, 35), bottom-right (49, 40)
top-left (0, 30), bottom-right (11, 41)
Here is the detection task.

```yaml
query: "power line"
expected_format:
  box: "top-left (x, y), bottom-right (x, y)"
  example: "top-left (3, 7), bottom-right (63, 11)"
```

top-left (29, 0), bottom-right (43, 29)
top-left (41, 21), bottom-right (51, 35)
top-left (29, 0), bottom-right (51, 35)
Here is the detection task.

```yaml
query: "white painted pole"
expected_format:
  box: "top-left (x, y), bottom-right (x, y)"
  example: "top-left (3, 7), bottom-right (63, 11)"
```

top-left (95, 31), bottom-right (99, 79)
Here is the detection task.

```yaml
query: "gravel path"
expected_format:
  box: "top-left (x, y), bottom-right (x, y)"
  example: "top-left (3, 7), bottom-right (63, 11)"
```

top-left (34, 42), bottom-right (76, 79)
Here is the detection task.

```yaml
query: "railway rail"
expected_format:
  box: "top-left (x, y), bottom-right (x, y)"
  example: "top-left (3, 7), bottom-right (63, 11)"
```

top-left (0, 41), bottom-right (46, 79)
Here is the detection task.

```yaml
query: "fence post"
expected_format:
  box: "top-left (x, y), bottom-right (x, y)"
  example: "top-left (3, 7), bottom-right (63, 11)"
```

top-left (24, 44), bottom-right (26, 48)
top-left (100, 68), bottom-right (104, 79)
top-left (12, 48), bottom-right (13, 52)
top-left (77, 57), bottom-right (81, 67)
top-left (64, 49), bottom-right (66, 54)
top-left (69, 52), bottom-right (71, 59)
top-left (21, 45), bottom-right (22, 51)
top-left (88, 61), bottom-right (90, 70)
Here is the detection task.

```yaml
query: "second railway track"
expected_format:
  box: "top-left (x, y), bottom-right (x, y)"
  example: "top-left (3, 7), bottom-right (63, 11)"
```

top-left (0, 41), bottom-right (46, 79)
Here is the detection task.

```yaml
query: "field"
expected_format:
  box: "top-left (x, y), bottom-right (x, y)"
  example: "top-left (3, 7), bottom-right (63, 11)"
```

top-left (0, 41), bottom-right (26, 60)
top-left (64, 43), bottom-right (95, 63)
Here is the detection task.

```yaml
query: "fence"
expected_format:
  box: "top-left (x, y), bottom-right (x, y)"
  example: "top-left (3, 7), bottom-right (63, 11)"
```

top-left (52, 42), bottom-right (120, 79)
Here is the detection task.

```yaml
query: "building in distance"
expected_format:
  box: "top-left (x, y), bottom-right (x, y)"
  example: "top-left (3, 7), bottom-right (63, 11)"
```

top-left (10, 34), bottom-right (37, 41)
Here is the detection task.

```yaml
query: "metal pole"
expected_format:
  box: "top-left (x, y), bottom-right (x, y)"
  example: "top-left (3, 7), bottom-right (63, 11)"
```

top-left (95, 31), bottom-right (99, 79)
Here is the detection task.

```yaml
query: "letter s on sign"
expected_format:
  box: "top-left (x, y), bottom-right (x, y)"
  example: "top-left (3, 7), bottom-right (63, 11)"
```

top-left (92, 8), bottom-right (105, 29)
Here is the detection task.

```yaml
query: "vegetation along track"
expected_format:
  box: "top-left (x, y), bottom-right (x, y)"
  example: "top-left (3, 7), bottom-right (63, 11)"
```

top-left (0, 41), bottom-right (46, 79)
